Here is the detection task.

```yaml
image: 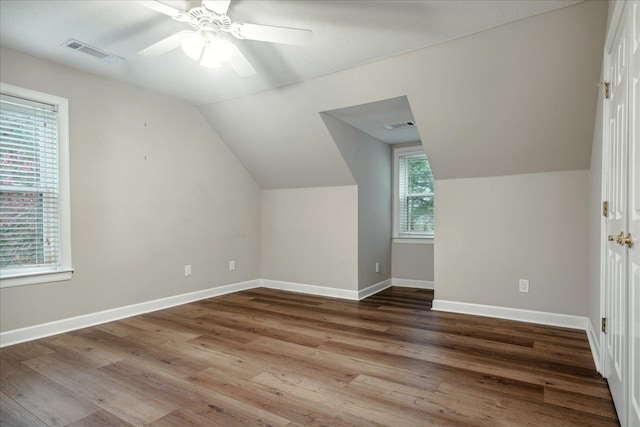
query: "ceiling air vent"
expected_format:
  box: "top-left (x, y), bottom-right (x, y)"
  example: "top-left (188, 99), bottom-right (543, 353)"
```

top-left (383, 121), bottom-right (415, 130)
top-left (63, 39), bottom-right (123, 64)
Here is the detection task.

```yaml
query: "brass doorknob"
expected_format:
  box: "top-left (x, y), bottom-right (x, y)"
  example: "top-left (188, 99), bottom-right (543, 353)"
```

top-left (608, 231), bottom-right (625, 243)
top-left (623, 233), bottom-right (633, 248)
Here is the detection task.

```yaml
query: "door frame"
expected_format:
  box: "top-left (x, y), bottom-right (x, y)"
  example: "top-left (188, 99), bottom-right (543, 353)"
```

top-left (599, 0), bottom-right (625, 375)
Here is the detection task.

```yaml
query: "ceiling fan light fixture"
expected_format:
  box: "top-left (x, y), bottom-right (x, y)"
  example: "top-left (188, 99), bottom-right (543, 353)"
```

top-left (138, 0), bottom-right (313, 77)
top-left (206, 36), bottom-right (234, 63)
top-left (180, 31), bottom-right (234, 68)
top-left (180, 31), bottom-right (206, 59)
top-left (200, 50), bottom-right (222, 68)
top-left (199, 36), bottom-right (234, 68)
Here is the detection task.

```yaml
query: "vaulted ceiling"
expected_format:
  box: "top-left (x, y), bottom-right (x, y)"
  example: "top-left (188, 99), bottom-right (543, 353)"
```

top-left (198, 1), bottom-right (607, 188)
top-left (0, 1), bottom-right (607, 188)
top-left (1, 0), bottom-right (581, 105)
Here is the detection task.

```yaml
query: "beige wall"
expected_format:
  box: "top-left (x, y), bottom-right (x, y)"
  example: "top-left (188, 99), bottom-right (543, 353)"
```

top-left (261, 186), bottom-right (358, 290)
top-left (435, 170), bottom-right (589, 316)
top-left (0, 48), bottom-right (261, 332)
top-left (322, 114), bottom-right (391, 289)
top-left (391, 243), bottom-right (434, 281)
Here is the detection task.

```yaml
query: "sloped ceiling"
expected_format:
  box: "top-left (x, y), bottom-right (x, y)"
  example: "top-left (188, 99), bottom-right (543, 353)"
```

top-left (198, 1), bottom-right (607, 188)
top-left (0, 0), bottom-right (580, 105)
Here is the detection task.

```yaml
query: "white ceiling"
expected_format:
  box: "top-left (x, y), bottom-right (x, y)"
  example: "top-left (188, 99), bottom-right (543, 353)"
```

top-left (0, 0), bottom-right (581, 106)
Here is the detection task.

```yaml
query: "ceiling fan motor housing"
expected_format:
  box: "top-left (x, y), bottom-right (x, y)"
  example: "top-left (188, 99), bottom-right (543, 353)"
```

top-left (177, 6), bottom-right (232, 35)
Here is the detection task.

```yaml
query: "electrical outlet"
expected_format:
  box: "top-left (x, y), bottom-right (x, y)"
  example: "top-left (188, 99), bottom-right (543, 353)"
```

top-left (229, 260), bottom-right (235, 271)
top-left (184, 265), bottom-right (192, 277)
top-left (375, 262), bottom-right (380, 273)
top-left (519, 279), bottom-right (529, 293)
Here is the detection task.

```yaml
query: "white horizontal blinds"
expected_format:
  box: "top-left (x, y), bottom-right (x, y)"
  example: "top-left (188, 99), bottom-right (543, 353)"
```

top-left (398, 153), bottom-right (409, 233)
top-left (398, 152), bottom-right (434, 235)
top-left (0, 93), bottom-right (60, 271)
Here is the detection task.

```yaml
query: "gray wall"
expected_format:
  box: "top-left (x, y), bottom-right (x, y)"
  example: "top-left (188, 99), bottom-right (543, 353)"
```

top-left (435, 170), bottom-right (589, 316)
top-left (261, 186), bottom-right (358, 290)
top-left (322, 113), bottom-right (392, 289)
top-left (0, 48), bottom-right (262, 332)
top-left (391, 243), bottom-right (434, 282)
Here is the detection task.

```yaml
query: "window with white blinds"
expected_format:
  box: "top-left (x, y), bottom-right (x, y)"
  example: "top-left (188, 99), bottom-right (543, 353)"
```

top-left (0, 84), bottom-right (72, 287)
top-left (393, 146), bottom-right (434, 239)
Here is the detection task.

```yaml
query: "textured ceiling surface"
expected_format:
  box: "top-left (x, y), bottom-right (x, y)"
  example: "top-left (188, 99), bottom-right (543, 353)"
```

top-left (0, 0), bottom-right (581, 105)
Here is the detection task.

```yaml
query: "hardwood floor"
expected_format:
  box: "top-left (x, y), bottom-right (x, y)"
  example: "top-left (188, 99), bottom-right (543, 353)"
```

top-left (0, 287), bottom-right (618, 426)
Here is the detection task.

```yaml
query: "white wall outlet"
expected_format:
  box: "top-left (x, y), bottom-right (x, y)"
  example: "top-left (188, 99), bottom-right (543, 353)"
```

top-left (519, 279), bottom-right (529, 293)
top-left (375, 262), bottom-right (380, 273)
top-left (229, 260), bottom-right (236, 271)
top-left (184, 265), bottom-right (192, 277)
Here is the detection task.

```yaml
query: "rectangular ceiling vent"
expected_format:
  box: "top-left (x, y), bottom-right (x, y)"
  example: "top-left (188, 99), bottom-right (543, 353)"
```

top-left (63, 39), bottom-right (123, 64)
top-left (383, 121), bottom-right (415, 130)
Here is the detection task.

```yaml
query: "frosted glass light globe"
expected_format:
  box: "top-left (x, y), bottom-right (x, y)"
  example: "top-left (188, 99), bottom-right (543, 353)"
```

top-left (180, 32), bottom-right (206, 59)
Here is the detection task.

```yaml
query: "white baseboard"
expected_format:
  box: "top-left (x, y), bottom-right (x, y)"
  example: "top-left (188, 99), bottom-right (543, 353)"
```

top-left (2, 278), bottom-right (397, 347)
top-left (432, 299), bottom-right (588, 330)
top-left (0, 279), bottom-right (261, 348)
top-left (392, 278), bottom-right (434, 289)
top-left (3, 279), bottom-right (597, 360)
top-left (261, 279), bottom-right (359, 300)
top-left (586, 318), bottom-right (602, 373)
top-left (261, 278), bottom-right (395, 301)
top-left (358, 279), bottom-right (392, 300)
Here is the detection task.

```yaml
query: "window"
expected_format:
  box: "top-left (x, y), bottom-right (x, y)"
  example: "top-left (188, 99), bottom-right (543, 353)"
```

top-left (393, 145), bottom-right (434, 241)
top-left (0, 83), bottom-right (72, 287)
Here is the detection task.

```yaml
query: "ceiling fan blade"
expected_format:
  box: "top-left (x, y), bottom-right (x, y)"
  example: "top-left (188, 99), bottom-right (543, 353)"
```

top-left (137, 1), bottom-right (185, 18)
top-left (138, 31), bottom-right (188, 57)
top-left (227, 45), bottom-right (256, 77)
top-left (231, 23), bottom-right (312, 46)
top-left (202, 0), bottom-right (231, 15)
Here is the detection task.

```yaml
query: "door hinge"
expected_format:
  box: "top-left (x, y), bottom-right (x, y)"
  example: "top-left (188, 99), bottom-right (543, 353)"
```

top-left (602, 317), bottom-right (607, 333)
top-left (597, 81), bottom-right (610, 99)
top-left (603, 201), bottom-right (609, 217)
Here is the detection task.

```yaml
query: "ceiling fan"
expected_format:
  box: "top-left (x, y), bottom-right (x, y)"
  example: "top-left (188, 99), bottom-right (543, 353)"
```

top-left (137, 0), bottom-right (313, 77)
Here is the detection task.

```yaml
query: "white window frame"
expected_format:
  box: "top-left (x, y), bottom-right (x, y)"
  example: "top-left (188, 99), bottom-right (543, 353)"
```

top-left (0, 82), bottom-right (73, 288)
top-left (393, 145), bottom-right (434, 244)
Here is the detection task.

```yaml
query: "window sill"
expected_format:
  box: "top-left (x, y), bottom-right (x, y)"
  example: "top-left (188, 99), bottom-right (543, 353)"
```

top-left (0, 269), bottom-right (74, 289)
top-left (393, 237), bottom-right (434, 245)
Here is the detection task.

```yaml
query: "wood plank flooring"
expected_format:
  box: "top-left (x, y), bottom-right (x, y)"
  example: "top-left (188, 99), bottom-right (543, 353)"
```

top-left (0, 287), bottom-right (619, 426)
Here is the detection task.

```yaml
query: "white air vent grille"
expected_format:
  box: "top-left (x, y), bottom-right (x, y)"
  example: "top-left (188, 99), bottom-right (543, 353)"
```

top-left (63, 39), bottom-right (123, 64)
top-left (383, 121), bottom-right (415, 130)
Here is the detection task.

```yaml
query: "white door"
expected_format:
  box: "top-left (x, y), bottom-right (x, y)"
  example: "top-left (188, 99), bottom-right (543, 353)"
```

top-left (604, 6), bottom-right (629, 420)
top-left (627, 2), bottom-right (640, 426)
top-left (604, 2), bottom-right (640, 426)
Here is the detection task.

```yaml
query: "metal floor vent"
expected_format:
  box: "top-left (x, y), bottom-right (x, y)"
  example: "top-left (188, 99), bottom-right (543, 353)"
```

top-left (383, 121), bottom-right (415, 130)
top-left (63, 39), bottom-right (123, 64)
